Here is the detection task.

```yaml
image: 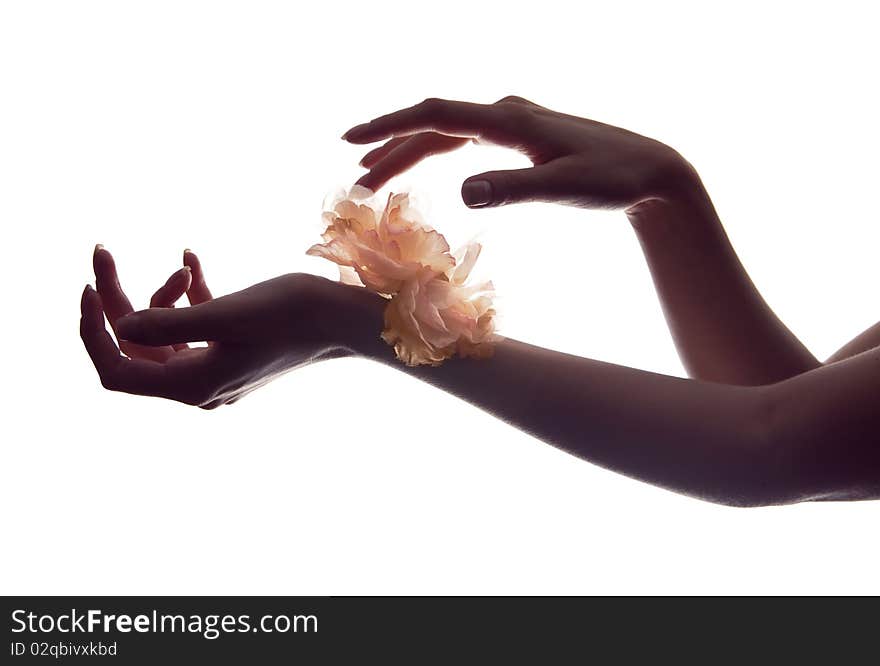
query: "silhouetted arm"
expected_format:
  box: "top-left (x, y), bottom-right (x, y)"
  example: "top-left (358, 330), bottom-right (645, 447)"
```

top-left (626, 177), bottom-right (820, 384)
top-left (347, 290), bottom-right (880, 507)
top-left (344, 97), bottom-right (822, 386)
top-left (826, 321), bottom-right (880, 364)
top-left (82, 253), bottom-right (880, 506)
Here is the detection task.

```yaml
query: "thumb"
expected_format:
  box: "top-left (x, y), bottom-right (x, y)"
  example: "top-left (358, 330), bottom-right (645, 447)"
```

top-left (116, 301), bottom-right (222, 346)
top-left (460, 165), bottom-right (556, 208)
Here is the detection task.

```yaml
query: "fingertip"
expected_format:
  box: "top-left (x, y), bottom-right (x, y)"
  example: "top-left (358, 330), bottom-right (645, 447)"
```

top-left (358, 150), bottom-right (382, 168)
top-left (80, 285), bottom-right (105, 329)
top-left (183, 249), bottom-right (201, 271)
top-left (92, 244), bottom-right (116, 278)
top-left (93, 244), bottom-right (110, 263)
top-left (81, 284), bottom-right (93, 308)
top-left (82, 283), bottom-right (100, 303)
top-left (342, 123), bottom-right (375, 144)
top-left (169, 265), bottom-right (192, 286)
top-left (461, 179), bottom-right (494, 208)
top-left (115, 314), bottom-right (136, 340)
top-left (342, 124), bottom-right (363, 141)
top-left (354, 173), bottom-right (379, 193)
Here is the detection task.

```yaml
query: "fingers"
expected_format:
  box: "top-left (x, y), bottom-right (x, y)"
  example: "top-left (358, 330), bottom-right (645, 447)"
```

top-left (150, 266), bottom-right (193, 352)
top-left (182, 249), bottom-right (218, 348)
top-left (342, 98), bottom-right (524, 146)
top-left (150, 266), bottom-right (192, 308)
top-left (183, 249), bottom-right (213, 305)
top-left (93, 245), bottom-right (174, 362)
top-left (346, 97), bottom-right (545, 191)
top-left (116, 298), bottom-right (228, 346)
top-left (80, 285), bottom-right (176, 399)
top-left (460, 164), bottom-right (560, 208)
top-left (359, 137), bottom-right (408, 168)
top-left (80, 285), bottom-right (124, 381)
top-left (356, 133), bottom-right (468, 192)
top-left (93, 245), bottom-right (134, 324)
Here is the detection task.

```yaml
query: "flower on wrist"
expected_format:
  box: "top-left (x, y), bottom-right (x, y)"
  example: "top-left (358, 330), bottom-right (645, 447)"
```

top-left (307, 187), bottom-right (496, 366)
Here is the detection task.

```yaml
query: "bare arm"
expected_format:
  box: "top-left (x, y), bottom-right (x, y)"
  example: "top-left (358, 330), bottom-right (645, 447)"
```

top-left (345, 289), bottom-right (880, 507)
top-left (826, 321), bottom-right (880, 364)
top-left (626, 178), bottom-right (820, 384)
top-left (81, 258), bottom-right (880, 507)
top-left (344, 97), bottom-right (822, 385)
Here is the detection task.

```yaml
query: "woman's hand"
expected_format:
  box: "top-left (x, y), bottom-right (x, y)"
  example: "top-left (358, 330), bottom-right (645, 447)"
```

top-left (342, 98), bottom-right (825, 386)
top-left (343, 96), bottom-right (696, 210)
top-left (80, 246), bottom-right (384, 408)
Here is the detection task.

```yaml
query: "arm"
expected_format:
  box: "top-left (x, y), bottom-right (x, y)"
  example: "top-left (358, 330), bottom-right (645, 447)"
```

top-left (80, 254), bottom-right (880, 507)
top-left (341, 286), bottom-right (879, 506)
top-left (344, 97), bottom-right (821, 385)
top-left (626, 178), bottom-right (820, 384)
top-left (826, 321), bottom-right (880, 364)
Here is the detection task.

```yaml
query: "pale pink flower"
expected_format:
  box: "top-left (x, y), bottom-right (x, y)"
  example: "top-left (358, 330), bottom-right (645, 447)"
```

top-left (307, 190), bottom-right (453, 294)
top-left (307, 190), bottom-right (496, 366)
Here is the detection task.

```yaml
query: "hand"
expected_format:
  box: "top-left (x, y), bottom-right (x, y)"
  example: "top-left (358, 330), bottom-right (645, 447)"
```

top-left (343, 96), bottom-right (696, 211)
top-left (80, 247), bottom-right (382, 408)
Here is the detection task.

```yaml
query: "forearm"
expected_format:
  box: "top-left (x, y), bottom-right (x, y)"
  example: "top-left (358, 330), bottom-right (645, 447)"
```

top-left (825, 321), bottom-right (880, 364)
top-left (373, 339), bottom-right (784, 505)
top-left (627, 167), bottom-right (820, 385)
top-left (336, 288), bottom-right (786, 506)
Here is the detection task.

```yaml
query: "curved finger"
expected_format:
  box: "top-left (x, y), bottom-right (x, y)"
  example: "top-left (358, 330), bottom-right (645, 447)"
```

top-left (80, 285), bottom-right (124, 382)
top-left (182, 249), bottom-right (218, 348)
top-left (151, 266), bottom-right (193, 351)
top-left (356, 133), bottom-right (468, 192)
top-left (150, 266), bottom-right (192, 308)
top-left (80, 285), bottom-right (172, 398)
top-left (92, 245), bottom-right (174, 362)
top-left (359, 137), bottom-right (409, 168)
top-left (183, 249), bottom-right (213, 305)
top-left (342, 98), bottom-right (520, 145)
top-left (93, 245), bottom-right (134, 323)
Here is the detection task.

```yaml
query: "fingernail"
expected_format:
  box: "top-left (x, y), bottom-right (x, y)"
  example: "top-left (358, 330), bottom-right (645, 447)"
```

top-left (94, 243), bottom-right (104, 255)
top-left (181, 265), bottom-right (192, 273)
top-left (342, 123), bottom-right (370, 141)
top-left (462, 180), bottom-right (493, 207)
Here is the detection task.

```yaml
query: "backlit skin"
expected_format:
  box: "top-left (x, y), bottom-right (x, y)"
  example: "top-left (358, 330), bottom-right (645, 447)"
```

top-left (80, 97), bottom-right (880, 507)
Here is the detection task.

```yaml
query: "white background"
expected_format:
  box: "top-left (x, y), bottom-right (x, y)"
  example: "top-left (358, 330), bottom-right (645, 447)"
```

top-left (2, 0), bottom-right (879, 594)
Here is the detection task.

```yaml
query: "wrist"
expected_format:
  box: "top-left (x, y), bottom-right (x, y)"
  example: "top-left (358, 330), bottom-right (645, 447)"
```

top-left (319, 278), bottom-right (390, 361)
top-left (627, 157), bottom-right (717, 233)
